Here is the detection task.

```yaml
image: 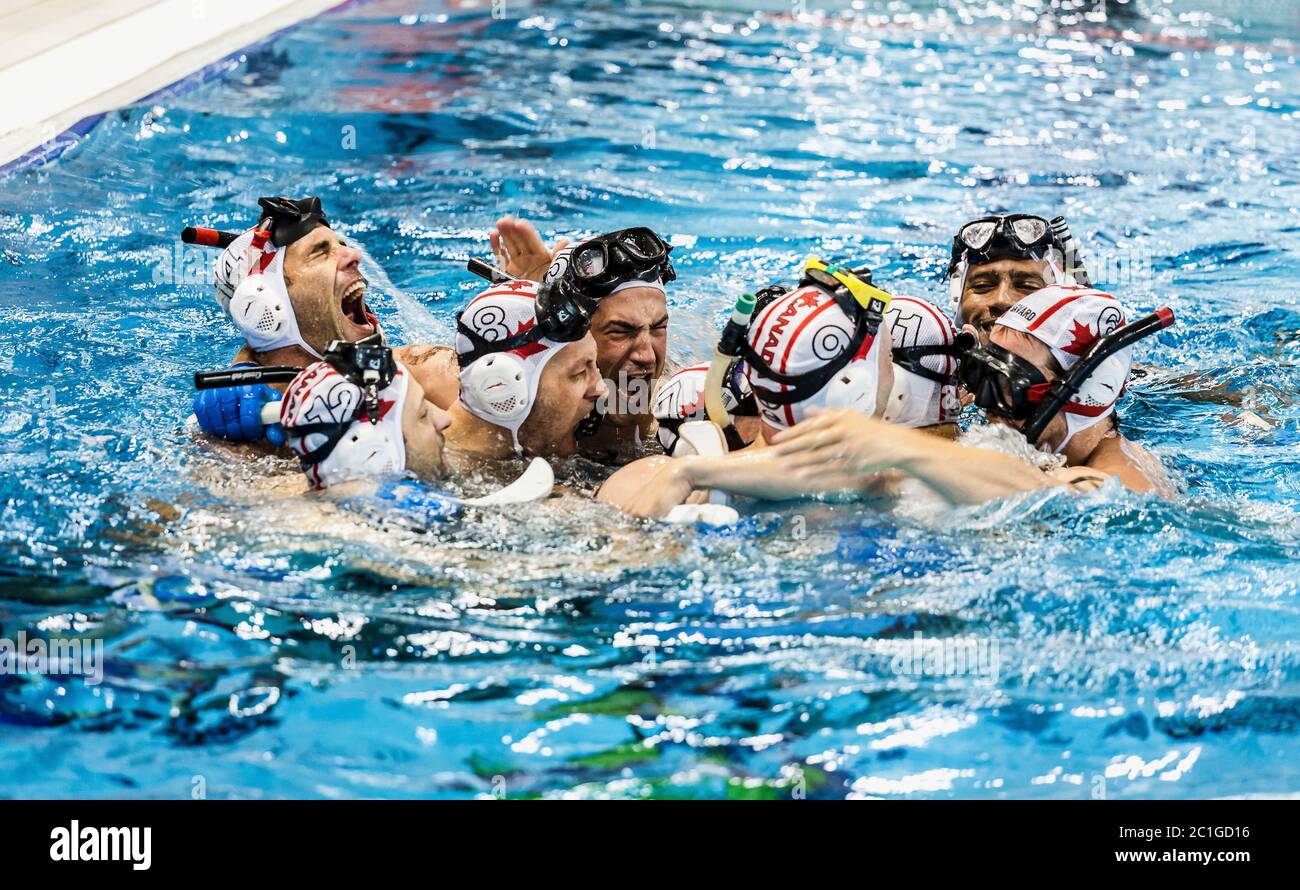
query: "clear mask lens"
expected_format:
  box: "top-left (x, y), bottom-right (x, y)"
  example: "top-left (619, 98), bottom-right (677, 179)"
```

top-left (961, 221), bottom-right (998, 252)
top-left (572, 244), bottom-right (607, 278)
top-left (1010, 216), bottom-right (1048, 246)
top-left (619, 228), bottom-right (662, 260)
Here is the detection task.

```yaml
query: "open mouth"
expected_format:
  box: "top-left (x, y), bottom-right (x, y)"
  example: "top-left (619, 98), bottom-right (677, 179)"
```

top-left (341, 279), bottom-right (376, 335)
top-left (615, 369), bottom-right (654, 391)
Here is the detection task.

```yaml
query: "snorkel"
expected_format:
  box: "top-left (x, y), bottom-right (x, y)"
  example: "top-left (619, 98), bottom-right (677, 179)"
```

top-left (1021, 307), bottom-right (1175, 446)
top-left (1048, 216), bottom-right (1091, 287)
top-left (467, 257), bottom-right (513, 285)
top-left (705, 291), bottom-right (757, 428)
top-left (182, 226), bottom-right (240, 249)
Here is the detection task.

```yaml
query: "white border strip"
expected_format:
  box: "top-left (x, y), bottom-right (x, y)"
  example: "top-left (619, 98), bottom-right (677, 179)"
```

top-left (0, 0), bottom-right (346, 166)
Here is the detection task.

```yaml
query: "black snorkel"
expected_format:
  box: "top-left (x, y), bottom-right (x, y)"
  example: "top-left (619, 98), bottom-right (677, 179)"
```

top-left (193, 334), bottom-right (396, 437)
top-left (181, 226), bottom-right (240, 249)
top-left (467, 257), bottom-right (512, 284)
top-left (1048, 216), bottom-right (1091, 287)
top-left (1022, 307), bottom-right (1175, 445)
top-left (893, 331), bottom-right (978, 385)
top-left (181, 196), bottom-right (329, 251)
top-left (194, 365), bottom-right (301, 389)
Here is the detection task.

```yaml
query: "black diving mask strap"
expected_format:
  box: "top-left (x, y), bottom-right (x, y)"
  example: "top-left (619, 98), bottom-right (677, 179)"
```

top-left (455, 313), bottom-right (547, 365)
top-left (257, 196), bottom-right (329, 248)
top-left (893, 333), bottom-right (976, 384)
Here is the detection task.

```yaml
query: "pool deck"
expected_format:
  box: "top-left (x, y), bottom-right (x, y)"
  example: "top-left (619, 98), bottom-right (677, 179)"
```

top-left (0, 0), bottom-right (345, 168)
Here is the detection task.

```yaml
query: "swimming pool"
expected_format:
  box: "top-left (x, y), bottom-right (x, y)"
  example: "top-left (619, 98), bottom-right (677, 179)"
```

top-left (1, 0), bottom-right (1298, 799)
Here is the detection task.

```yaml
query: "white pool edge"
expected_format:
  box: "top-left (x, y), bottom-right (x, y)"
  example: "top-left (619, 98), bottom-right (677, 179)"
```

top-left (0, 0), bottom-right (349, 170)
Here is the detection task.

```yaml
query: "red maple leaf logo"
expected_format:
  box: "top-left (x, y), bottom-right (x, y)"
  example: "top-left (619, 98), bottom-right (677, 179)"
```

top-left (508, 318), bottom-right (548, 359)
top-left (511, 341), bottom-right (548, 359)
top-left (1061, 319), bottom-right (1097, 356)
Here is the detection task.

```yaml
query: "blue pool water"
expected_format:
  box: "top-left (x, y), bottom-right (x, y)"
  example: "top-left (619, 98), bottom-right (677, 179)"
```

top-left (2, 0), bottom-right (1299, 798)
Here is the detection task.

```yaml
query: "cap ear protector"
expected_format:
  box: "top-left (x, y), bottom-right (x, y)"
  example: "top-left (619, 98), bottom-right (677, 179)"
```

top-left (822, 357), bottom-right (883, 417)
top-left (460, 351), bottom-right (530, 423)
top-left (314, 402), bottom-right (407, 484)
top-left (223, 230), bottom-right (323, 359)
top-left (880, 367), bottom-right (912, 424)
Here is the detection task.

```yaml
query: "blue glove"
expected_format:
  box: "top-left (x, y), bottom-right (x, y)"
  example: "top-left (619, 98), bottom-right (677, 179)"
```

top-left (372, 479), bottom-right (461, 525)
top-left (193, 364), bottom-right (286, 445)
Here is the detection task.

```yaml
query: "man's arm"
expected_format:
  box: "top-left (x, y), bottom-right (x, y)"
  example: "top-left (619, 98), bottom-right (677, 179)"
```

top-left (599, 411), bottom-right (1094, 518)
top-left (393, 344), bottom-right (460, 409)
top-left (599, 443), bottom-right (905, 518)
top-left (768, 410), bottom-right (1055, 505)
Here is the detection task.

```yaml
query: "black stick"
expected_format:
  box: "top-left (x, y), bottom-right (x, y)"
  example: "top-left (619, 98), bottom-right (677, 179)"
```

top-left (194, 366), bottom-right (301, 390)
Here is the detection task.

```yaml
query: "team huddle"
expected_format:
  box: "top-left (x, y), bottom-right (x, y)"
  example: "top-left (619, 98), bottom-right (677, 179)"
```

top-left (186, 196), bottom-right (1174, 524)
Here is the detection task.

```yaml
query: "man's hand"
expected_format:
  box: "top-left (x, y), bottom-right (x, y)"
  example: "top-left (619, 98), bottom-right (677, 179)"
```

top-left (597, 456), bottom-right (696, 517)
top-left (489, 216), bottom-right (570, 282)
top-left (768, 409), bottom-right (914, 481)
top-left (769, 409), bottom-right (1053, 505)
top-left (193, 368), bottom-right (286, 446)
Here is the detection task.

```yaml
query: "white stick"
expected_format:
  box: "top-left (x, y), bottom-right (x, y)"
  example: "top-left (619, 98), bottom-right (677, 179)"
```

top-left (458, 457), bottom-right (554, 507)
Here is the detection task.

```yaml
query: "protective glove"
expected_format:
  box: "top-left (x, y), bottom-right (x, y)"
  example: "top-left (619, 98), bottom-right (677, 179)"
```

top-left (372, 479), bottom-right (461, 525)
top-left (192, 364), bottom-right (286, 445)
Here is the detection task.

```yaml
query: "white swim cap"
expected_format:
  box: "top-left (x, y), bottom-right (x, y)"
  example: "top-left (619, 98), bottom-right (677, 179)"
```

top-left (743, 283), bottom-right (888, 429)
top-left (455, 279), bottom-right (568, 452)
top-left (280, 360), bottom-right (410, 489)
top-left (995, 284), bottom-right (1131, 453)
top-left (884, 295), bottom-right (963, 428)
top-left (214, 227), bottom-right (325, 359)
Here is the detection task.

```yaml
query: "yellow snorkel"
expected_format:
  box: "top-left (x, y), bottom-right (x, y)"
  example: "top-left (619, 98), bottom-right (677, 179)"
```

top-left (800, 256), bottom-right (894, 316)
